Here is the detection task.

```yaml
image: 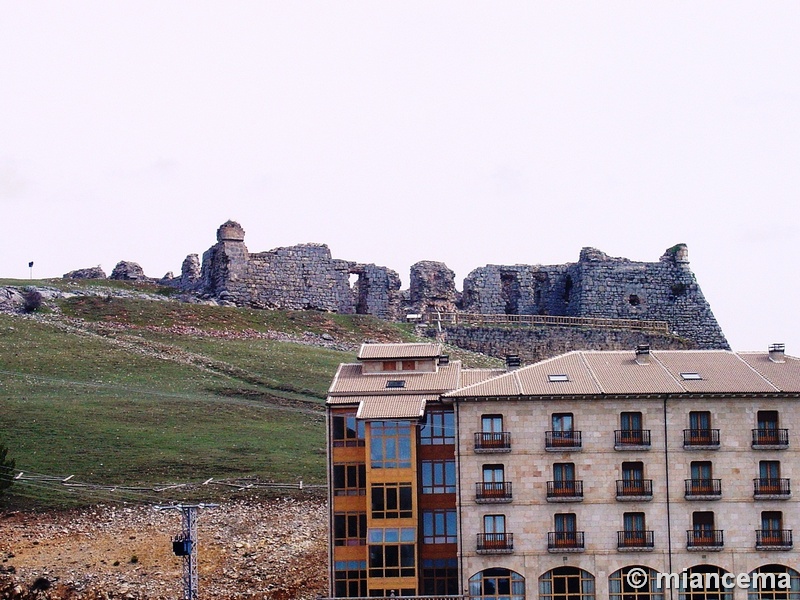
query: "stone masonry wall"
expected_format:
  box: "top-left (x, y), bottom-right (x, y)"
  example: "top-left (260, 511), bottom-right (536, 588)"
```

top-left (181, 221), bottom-right (729, 350)
top-left (434, 325), bottom-right (696, 365)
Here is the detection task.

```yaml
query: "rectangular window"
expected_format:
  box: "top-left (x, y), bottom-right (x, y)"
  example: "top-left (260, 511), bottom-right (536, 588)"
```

top-left (622, 461), bottom-right (644, 481)
top-left (422, 558), bottom-right (458, 596)
top-left (554, 463), bottom-right (575, 481)
top-left (623, 512), bottom-right (645, 532)
top-left (402, 360), bottom-right (416, 371)
top-left (620, 411), bottom-right (642, 431)
top-left (758, 410), bottom-right (779, 430)
top-left (760, 460), bottom-right (780, 480)
top-left (421, 459), bottom-right (456, 494)
top-left (420, 410), bottom-right (455, 445)
top-left (762, 511), bottom-right (783, 532)
top-left (690, 460), bottom-right (712, 480)
top-left (484, 514), bottom-right (506, 534)
top-left (689, 411), bottom-right (711, 430)
top-left (552, 413), bottom-right (574, 432)
top-left (554, 513), bottom-right (576, 533)
top-left (422, 509), bottom-right (457, 544)
top-left (382, 361), bottom-right (397, 371)
top-left (332, 463), bottom-right (366, 496)
top-left (482, 414), bottom-right (504, 433)
top-left (333, 512), bottom-right (367, 546)
top-left (334, 560), bottom-right (367, 597)
top-left (368, 528), bottom-right (415, 578)
top-left (371, 483), bottom-right (413, 519)
top-left (483, 464), bottom-right (505, 483)
top-left (370, 421), bottom-right (412, 468)
top-left (331, 414), bottom-right (365, 447)
top-left (692, 511), bottom-right (714, 533)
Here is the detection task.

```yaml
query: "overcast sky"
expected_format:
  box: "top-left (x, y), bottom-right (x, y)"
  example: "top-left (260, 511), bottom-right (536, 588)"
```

top-left (1, 2), bottom-right (798, 353)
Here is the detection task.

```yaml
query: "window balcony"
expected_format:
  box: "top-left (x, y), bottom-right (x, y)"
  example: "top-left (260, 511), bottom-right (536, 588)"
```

top-left (477, 532), bottom-right (513, 554)
top-left (547, 531), bottom-right (585, 552)
top-left (684, 479), bottom-right (722, 499)
top-left (756, 529), bottom-right (793, 550)
top-left (545, 431), bottom-right (582, 451)
top-left (474, 431), bottom-right (512, 453)
top-left (753, 478), bottom-right (791, 499)
top-left (475, 481), bottom-right (513, 503)
top-left (683, 429), bottom-right (720, 449)
top-left (616, 479), bottom-right (653, 501)
top-left (546, 480), bottom-right (584, 502)
top-left (614, 429), bottom-right (651, 450)
top-left (617, 530), bottom-right (655, 551)
top-left (752, 428), bottom-right (789, 449)
top-left (687, 529), bottom-right (724, 550)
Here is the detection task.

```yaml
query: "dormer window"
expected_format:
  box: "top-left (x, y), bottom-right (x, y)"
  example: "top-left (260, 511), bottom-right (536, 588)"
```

top-left (386, 380), bottom-right (406, 389)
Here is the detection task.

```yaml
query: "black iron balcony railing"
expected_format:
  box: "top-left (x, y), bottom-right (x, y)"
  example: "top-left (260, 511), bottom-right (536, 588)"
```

top-left (477, 532), bottom-right (513, 553)
top-left (474, 431), bottom-right (512, 452)
top-left (614, 429), bottom-right (652, 448)
top-left (475, 481), bottom-right (513, 502)
top-left (683, 428), bottom-right (720, 448)
top-left (756, 529), bottom-right (793, 549)
top-left (617, 530), bottom-right (655, 550)
top-left (687, 529), bottom-right (724, 549)
top-left (545, 430), bottom-right (582, 450)
top-left (616, 479), bottom-right (653, 500)
top-left (546, 480), bottom-right (584, 501)
top-left (752, 428), bottom-right (789, 448)
top-left (684, 478), bottom-right (722, 498)
top-left (753, 478), bottom-right (791, 498)
top-left (547, 531), bottom-right (585, 552)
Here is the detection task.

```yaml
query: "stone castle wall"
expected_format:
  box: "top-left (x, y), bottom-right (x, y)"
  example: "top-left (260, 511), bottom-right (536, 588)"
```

top-left (177, 221), bottom-right (729, 349)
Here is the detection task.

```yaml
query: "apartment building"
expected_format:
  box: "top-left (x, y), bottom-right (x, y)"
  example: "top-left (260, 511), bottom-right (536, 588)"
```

top-left (326, 343), bottom-right (800, 599)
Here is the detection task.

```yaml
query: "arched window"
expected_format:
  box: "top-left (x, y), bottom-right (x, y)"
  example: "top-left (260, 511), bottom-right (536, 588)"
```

top-left (540, 566), bottom-right (595, 600)
top-left (748, 564), bottom-right (800, 600)
top-left (609, 566), bottom-right (664, 600)
top-left (679, 565), bottom-right (732, 600)
top-left (469, 568), bottom-right (524, 600)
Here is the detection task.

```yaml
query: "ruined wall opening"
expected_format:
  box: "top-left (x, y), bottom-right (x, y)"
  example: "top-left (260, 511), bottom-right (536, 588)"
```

top-left (350, 271), bottom-right (370, 314)
top-left (500, 272), bottom-right (521, 315)
top-left (629, 294), bottom-right (641, 306)
top-left (564, 275), bottom-right (573, 303)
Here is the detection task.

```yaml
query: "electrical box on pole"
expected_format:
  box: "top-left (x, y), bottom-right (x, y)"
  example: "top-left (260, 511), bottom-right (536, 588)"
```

top-left (156, 503), bottom-right (217, 600)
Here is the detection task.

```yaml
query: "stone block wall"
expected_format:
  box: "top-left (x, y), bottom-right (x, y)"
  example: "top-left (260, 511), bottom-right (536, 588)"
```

top-left (177, 221), bottom-right (730, 350)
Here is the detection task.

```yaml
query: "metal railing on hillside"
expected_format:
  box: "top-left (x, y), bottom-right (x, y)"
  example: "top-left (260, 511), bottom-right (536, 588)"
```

top-left (426, 312), bottom-right (670, 333)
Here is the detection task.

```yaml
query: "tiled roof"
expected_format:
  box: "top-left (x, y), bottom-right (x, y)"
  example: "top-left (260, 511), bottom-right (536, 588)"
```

top-left (328, 361), bottom-right (462, 395)
top-left (459, 368), bottom-right (507, 387)
top-left (356, 396), bottom-right (428, 420)
top-left (445, 350), bottom-right (800, 398)
top-left (357, 343), bottom-right (442, 360)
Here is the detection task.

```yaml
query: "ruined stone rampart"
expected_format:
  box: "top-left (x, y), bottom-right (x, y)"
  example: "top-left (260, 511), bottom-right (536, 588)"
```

top-left (433, 325), bottom-right (696, 365)
top-left (165, 221), bottom-right (729, 350)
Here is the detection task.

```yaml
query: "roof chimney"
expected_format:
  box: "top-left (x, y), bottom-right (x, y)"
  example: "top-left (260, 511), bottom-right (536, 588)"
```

top-left (635, 344), bottom-right (651, 365)
top-left (505, 353), bottom-right (521, 370)
top-left (769, 343), bottom-right (785, 363)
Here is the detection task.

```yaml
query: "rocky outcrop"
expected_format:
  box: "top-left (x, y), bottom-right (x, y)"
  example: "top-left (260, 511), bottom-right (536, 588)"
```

top-left (62, 267), bottom-right (106, 280)
top-left (109, 261), bottom-right (147, 281)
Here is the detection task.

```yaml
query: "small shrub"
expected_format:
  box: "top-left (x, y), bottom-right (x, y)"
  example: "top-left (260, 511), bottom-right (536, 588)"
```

top-left (0, 443), bottom-right (15, 498)
top-left (130, 555), bottom-right (139, 564)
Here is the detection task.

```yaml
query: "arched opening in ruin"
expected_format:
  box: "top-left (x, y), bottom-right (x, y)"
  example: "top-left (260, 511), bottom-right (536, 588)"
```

top-left (500, 272), bottom-right (521, 315)
top-left (564, 275), bottom-right (573, 303)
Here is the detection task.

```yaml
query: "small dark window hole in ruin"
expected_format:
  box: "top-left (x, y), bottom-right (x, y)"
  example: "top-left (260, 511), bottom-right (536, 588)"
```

top-left (629, 294), bottom-right (641, 306)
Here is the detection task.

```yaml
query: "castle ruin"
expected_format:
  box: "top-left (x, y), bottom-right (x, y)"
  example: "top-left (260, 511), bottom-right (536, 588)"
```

top-left (176, 221), bottom-right (728, 350)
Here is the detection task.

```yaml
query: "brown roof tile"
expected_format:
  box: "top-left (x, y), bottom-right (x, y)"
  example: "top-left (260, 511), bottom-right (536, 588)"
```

top-left (356, 396), bottom-right (428, 420)
top-left (329, 361), bottom-right (462, 395)
top-left (357, 343), bottom-right (441, 360)
top-left (735, 353), bottom-right (800, 392)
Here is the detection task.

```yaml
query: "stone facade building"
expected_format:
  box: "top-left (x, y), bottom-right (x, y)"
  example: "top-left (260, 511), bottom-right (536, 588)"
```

top-left (325, 342), bottom-right (800, 599)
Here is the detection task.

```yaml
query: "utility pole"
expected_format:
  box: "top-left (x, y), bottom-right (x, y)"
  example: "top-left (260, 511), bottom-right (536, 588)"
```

top-left (28, 261), bottom-right (33, 279)
top-left (156, 503), bottom-right (218, 600)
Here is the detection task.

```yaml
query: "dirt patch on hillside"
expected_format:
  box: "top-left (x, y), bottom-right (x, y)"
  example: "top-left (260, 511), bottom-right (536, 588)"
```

top-left (0, 497), bottom-right (328, 599)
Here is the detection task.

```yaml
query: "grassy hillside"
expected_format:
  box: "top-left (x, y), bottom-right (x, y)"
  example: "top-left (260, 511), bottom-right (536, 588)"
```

top-left (0, 280), bottom-right (500, 507)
